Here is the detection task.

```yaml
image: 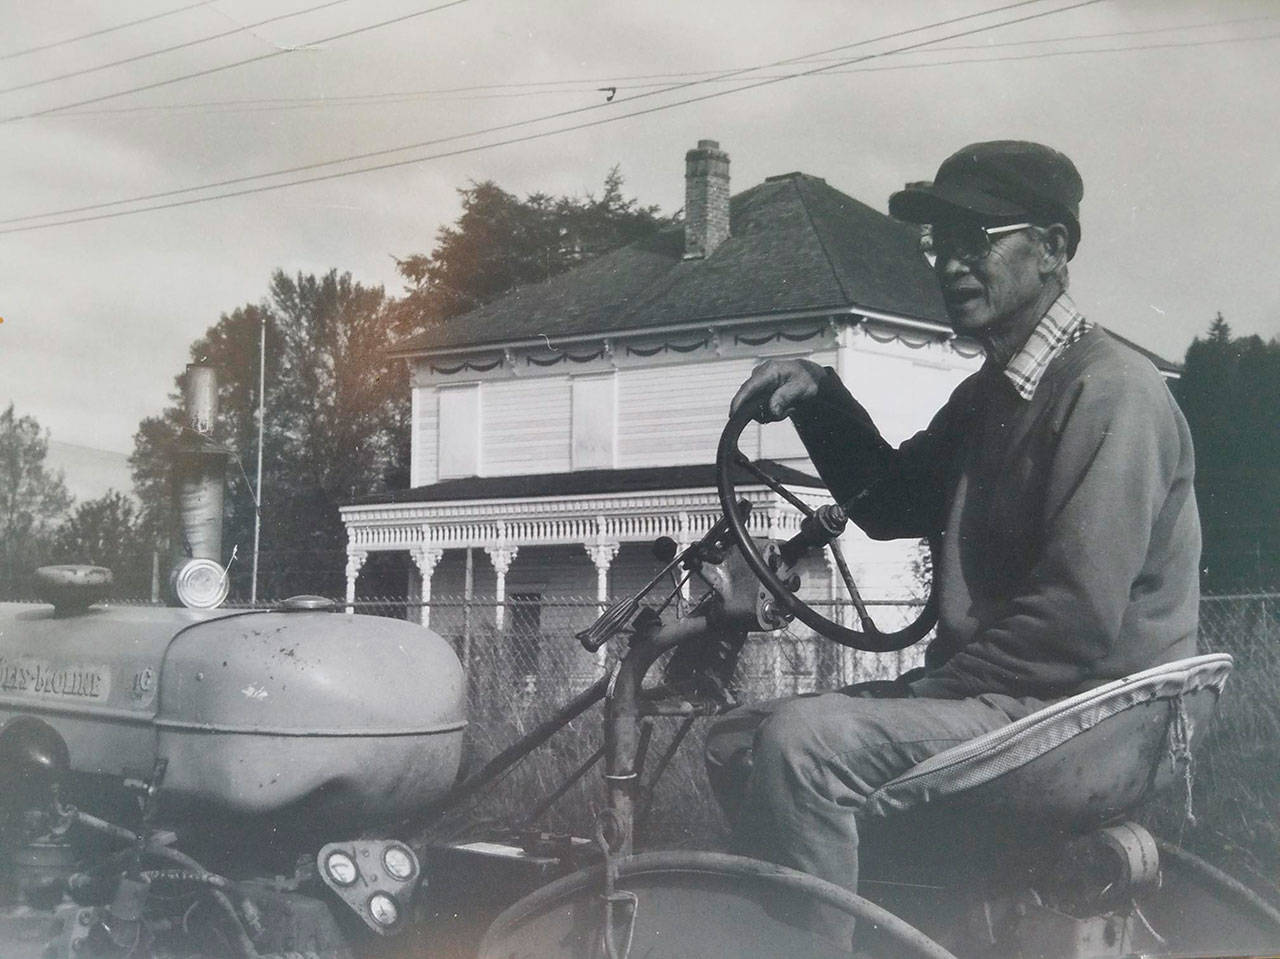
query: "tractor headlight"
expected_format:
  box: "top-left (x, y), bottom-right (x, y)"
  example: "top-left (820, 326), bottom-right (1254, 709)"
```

top-left (325, 850), bottom-right (358, 886)
top-left (383, 844), bottom-right (415, 881)
top-left (368, 892), bottom-right (399, 927)
top-left (171, 557), bottom-right (230, 609)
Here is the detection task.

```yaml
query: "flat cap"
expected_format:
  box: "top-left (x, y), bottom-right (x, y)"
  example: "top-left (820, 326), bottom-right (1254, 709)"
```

top-left (889, 140), bottom-right (1083, 256)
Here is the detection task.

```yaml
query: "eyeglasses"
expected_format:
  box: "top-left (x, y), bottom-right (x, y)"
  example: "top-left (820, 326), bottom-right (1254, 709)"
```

top-left (920, 222), bottom-right (1032, 265)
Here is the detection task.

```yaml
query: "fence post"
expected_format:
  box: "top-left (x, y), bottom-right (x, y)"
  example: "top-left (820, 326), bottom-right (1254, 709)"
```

top-left (463, 547), bottom-right (474, 671)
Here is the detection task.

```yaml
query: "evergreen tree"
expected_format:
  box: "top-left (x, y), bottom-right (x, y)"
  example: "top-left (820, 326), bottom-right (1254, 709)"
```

top-left (1175, 317), bottom-right (1280, 592)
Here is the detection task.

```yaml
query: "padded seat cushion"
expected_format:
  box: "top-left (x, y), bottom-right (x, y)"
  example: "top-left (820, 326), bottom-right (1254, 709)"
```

top-left (863, 654), bottom-right (1232, 828)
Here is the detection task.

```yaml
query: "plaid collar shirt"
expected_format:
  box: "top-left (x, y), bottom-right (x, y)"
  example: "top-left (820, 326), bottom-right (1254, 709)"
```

top-left (999, 291), bottom-right (1093, 400)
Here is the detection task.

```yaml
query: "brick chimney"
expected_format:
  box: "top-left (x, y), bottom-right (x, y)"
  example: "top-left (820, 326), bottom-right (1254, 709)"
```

top-left (684, 139), bottom-right (730, 259)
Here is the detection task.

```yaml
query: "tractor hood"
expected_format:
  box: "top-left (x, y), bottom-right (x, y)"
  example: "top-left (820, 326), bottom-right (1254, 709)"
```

top-left (0, 602), bottom-right (465, 827)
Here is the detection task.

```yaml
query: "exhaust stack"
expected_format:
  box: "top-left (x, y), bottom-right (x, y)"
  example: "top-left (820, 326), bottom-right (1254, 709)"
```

top-left (169, 364), bottom-right (231, 607)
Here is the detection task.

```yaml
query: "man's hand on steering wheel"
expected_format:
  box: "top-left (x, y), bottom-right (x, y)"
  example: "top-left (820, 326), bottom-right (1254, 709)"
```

top-left (718, 371), bottom-right (939, 653)
top-left (730, 358), bottom-right (827, 423)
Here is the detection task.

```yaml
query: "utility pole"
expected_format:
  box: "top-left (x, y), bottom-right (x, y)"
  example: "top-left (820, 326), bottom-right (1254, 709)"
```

top-left (250, 313), bottom-right (266, 605)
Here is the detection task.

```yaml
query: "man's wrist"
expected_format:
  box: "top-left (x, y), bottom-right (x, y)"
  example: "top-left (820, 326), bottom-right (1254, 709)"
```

top-left (789, 366), bottom-right (839, 417)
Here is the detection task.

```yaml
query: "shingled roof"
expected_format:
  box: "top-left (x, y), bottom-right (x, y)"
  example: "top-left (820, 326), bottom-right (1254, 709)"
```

top-left (390, 173), bottom-right (948, 356)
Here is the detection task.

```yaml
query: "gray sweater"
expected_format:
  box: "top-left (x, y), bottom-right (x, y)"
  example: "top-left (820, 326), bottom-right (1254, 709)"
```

top-left (792, 328), bottom-right (1200, 700)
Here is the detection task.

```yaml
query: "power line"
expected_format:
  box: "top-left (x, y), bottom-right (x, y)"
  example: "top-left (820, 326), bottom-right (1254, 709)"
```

top-left (791, 12), bottom-right (1280, 60)
top-left (1, 0), bottom-right (1104, 232)
top-left (5, 0), bottom-right (1054, 223)
top-left (34, 11), bottom-right (1278, 118)
top-left (52, 87), bottom-right (617, 119)
top-left (0, 0), bottom-right (359, 96)
top-left (0, 0), bottom-right (474, 123)
top-left (0, 0), bottom-right (1088, 230)
top-left (0, 1), bottom-right (218, 62)
top-left (45, 22), bottom-right (1280, 119)
top-left (211, 31), bottom-right (1280, 108)
top-left (817, 30), bottom-right (1280, 76)
top-left (3, 0), bottom-right (1040, 127)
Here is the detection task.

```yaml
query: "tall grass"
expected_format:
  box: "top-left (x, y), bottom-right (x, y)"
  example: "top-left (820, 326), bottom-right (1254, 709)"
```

top-left (1145, 596), bottom-right (1280, 901)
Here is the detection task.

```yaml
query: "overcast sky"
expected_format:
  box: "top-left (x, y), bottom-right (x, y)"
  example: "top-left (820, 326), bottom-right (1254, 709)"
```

top-left (2, 0), bottom-right (1277, 464)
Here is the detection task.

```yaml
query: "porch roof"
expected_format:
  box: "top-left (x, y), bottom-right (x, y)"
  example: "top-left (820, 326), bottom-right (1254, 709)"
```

top-left (352, 461), bottom-right (824, 506)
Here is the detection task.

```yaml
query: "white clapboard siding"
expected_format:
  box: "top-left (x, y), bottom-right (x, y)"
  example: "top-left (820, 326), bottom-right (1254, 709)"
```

top-left (840, 349), bottom-right (972, 446)
top-left (913, 362), bottom-right (977, 428)
top-left (618, 357), bottom-right (761, 468)
top-left (481, 377), bottom-right (573, 475)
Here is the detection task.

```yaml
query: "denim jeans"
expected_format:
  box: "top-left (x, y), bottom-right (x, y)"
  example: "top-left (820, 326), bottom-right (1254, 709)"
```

top-left (705, 682), bottom-right (1046, 895)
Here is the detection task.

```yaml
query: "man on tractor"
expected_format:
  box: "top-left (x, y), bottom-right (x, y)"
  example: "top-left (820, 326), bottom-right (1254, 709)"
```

top-left (707, 140), bottom-right (1201, 901)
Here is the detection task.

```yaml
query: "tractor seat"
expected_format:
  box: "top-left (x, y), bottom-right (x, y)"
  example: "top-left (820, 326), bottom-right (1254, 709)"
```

top-left (861, 654), bottom-right (1232, 856)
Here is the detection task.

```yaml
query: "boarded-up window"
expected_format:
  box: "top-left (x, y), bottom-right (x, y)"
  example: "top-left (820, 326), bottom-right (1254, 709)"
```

top-left (618, 358), bottom-right (757, 467)
top-left (482, 378), bottom-right (572, 475)
top-left (438, 384), bottom-right (481, 478)
top-left (572, 374), bottom-right (616, 469)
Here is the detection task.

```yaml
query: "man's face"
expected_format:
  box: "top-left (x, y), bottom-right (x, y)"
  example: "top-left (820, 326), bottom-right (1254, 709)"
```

top-left (932, 220), bottom-right (1047, 337)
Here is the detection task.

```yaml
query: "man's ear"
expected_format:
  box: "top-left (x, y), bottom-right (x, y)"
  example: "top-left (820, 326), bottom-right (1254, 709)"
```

top-left (1038, 223), bottom-right (1070, 276)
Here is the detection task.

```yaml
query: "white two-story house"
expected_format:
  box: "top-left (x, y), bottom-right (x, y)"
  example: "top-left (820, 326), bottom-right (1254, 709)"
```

top-left (338, 139), bottom-right (1172, 684)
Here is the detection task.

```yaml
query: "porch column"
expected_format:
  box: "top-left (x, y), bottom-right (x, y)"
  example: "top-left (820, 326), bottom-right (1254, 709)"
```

top-left (584, 542), bottom-right (620, 611)
top-left (410, 546), bottom-right (445, 628)
top-left (584, 541), bottom-right (619, 669)
top-left (485, 546), bottom-right (518, 630)
top-left (677, 511), bottom-right (692, 600)
top-left (344, 548), bottom-right (368, 614)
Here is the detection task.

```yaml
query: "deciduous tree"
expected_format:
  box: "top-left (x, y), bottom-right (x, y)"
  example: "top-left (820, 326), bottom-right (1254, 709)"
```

top-left (395, 167), bottom-right (668, 328)
top-left (0, 404), bottom-right (72, 596)
top-left (50, 490), bottom-right (151, 597)
top-left (131, 271), bottom-right (408, 599)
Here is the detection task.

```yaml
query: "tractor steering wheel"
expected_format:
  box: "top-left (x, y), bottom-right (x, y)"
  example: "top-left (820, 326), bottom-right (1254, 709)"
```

top-left (715, 403), bottom-right (938, 653)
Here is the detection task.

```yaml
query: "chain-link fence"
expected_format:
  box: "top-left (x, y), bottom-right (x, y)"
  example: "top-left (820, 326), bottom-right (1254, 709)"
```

top-left (339, 593), bottom-right (934, 846)
top-left (1197, 594), bottom-right (1280, 741)
top-left (337, 591), bottom-right (1277, 718)
top-left (357, 595), bottom-right (928, 724)
top-left (1169, 594), bottom-right (1280, 897)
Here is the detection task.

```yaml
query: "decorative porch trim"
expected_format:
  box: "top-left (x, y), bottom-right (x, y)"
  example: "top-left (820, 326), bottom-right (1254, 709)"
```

top-left (340, 484), bottom-right (828, 554)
